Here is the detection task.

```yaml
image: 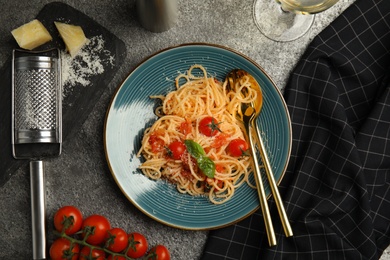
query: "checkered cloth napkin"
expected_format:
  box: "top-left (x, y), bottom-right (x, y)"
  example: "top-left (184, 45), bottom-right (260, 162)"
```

top-left (201, 0), bottom-right (390, 259)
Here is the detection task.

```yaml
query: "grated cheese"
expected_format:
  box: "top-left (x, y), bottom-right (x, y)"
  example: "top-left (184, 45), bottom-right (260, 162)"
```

top-left (61, 34), bottom-right (115, 98)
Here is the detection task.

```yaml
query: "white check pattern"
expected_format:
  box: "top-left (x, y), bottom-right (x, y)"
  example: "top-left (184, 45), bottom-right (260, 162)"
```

top-left (202, 0), bottom-right (390, 259)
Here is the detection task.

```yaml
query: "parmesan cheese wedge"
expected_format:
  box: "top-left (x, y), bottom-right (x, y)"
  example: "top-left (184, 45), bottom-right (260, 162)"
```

top-left (11, 19), bottom-right (52, 50)
top-left (54, 21), bottom-right (88, 57)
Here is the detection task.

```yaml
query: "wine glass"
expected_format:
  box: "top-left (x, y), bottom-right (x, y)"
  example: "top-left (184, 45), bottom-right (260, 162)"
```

top-left (253, 0), bottom-right (339, 42)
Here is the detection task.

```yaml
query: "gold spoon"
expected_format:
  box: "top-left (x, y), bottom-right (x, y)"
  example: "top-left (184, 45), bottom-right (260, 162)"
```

top-left (227, 69), bottom-right (293, 244)
top-left (241, 104), bottom-right (277, 246)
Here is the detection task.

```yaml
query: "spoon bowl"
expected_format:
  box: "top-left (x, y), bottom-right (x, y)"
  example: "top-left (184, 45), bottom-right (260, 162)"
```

top-left (228, 69), bottom-right (264, 114)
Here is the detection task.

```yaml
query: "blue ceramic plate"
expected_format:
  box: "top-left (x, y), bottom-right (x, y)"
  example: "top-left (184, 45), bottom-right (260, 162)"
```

top-left (104, 43), bottom-right (291, 230)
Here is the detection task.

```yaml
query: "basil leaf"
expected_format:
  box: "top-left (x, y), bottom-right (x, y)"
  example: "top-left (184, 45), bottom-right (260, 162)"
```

top-left (184, 139), bottom-right (215, 178)
top-left (197, 156), bottom-right (215, 178)
top-left (184, 140), bottom-right (206, 159)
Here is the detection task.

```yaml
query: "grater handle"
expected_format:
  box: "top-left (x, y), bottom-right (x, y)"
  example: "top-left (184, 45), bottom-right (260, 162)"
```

top-left (30, 160), bottom-right (46, 260)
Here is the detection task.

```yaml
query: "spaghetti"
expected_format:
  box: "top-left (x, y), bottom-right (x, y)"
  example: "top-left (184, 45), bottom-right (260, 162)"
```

top-left (137, 65), bottom-right (258, 204)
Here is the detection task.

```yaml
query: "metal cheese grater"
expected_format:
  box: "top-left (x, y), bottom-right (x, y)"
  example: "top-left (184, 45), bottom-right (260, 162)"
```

top-left (12, 48), bottom-right (62, 260)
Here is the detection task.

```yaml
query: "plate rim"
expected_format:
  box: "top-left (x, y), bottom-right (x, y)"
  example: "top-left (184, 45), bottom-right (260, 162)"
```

top-left (103, 42), bottom-right (292, 230)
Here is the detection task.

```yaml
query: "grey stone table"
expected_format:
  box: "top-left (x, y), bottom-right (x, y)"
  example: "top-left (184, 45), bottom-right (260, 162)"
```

top-left (3, 0), bottom-right (385, 259)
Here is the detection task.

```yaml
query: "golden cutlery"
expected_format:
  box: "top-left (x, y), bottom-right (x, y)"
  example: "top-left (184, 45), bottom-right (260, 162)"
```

top-left (227, 69), bottom-right (293, 245)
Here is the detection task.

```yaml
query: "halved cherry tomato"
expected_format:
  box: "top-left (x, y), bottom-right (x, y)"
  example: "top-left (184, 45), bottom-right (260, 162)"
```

top-left (145, 245), bottom-right (170, 260)
top-left (215, 164), bottom-right (225, 173)
top-left (49, 238), bottom-right (79, 260)
top-left (179, 118), bottom-right (192, 136)
top-left (78, 246), bottom-right (105, 260)
top-left (81, 214), bottom-right (111, 245)
top-left (199, 117), bottom-right (222, 137)
top-left (149, 132), bottom-right (165, 153)
top-left (54, 205), bottom-right (83, 235)
top-left (212, 133), bottom-right (230, 148)
top-left (105, 227), bottom-right (129, 253)
top-left (126, 232), bottom-right (148, 259)
top-left (167, 141), bottom-right (186, 160)
top-left (226, 138), bottom-right (249, 157)
top-left (216, 179), bottom-right (224, 190)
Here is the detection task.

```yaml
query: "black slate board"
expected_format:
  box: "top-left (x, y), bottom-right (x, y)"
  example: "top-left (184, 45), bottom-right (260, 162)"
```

top-left (0, 2), bottom-right (127, 186)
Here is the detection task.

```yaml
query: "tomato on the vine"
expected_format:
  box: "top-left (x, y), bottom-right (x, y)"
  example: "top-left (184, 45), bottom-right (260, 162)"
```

top-left (226, 138), bottom-right (249, 157)
top-left (107, 255), bottom-right (126, 260)
top-left (145, 245), bottom-right (170, 260)
top-left (126, 232), bottom-right (148, 259)
top-left (167, 141), bottom-right (186, 160)
top-left (199, 117), bottom-right (222, 137)
top-left (81, 214), bottom-right (111, 245)
top-left (105, 227), bottom-right (129, 253)
top-left (78, 246), bottom-right (105, 260)
top-left (49, 238), bottom-right (79, 260)
top-left (54, 205), bottom-right (83, 235)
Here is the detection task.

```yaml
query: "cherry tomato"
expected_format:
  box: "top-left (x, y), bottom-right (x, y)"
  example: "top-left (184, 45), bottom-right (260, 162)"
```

top-left (212, 133), bottom-right (230, 148)
top-left (226, 138), bottom-right (249, 157)
top-left (126, 232), bottom-right (148, 259)
top-left (179, 119), bottom-right (192, 136)
top-left (78, 246), bottom-right (105, 260)
top-left (105, 227), bottom-right (129, 253)
top-left (145, 245), bottom-right (170, 260)
top-left (54, 206), bottom-right (83, 235)
top-left (167, 141), bottom-right (186, 160)
top-left (149, 132), bottom-right (165, 153)
top-left (107, 255), bottom-right (126, 260)
top-left (81, 214), bottom-right (111, 245)
top-left (199, 117), bottom-right (222, 137)
top-left (49, 238), bottom-right (79, 260)
top-left (215, 164), bottom-right (225, 173)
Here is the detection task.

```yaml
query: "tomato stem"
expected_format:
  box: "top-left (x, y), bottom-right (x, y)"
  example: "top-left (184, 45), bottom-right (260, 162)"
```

top-left (55, 230), bottom-right (141, 260)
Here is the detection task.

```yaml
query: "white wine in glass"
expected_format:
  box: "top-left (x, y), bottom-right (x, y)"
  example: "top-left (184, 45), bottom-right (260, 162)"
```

top-left (253, 0), bottom-right (339, 42)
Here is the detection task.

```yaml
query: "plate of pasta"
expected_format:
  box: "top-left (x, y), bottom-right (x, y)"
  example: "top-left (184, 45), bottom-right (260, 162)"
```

top-left (104, 43), bottom-right (292, 230)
